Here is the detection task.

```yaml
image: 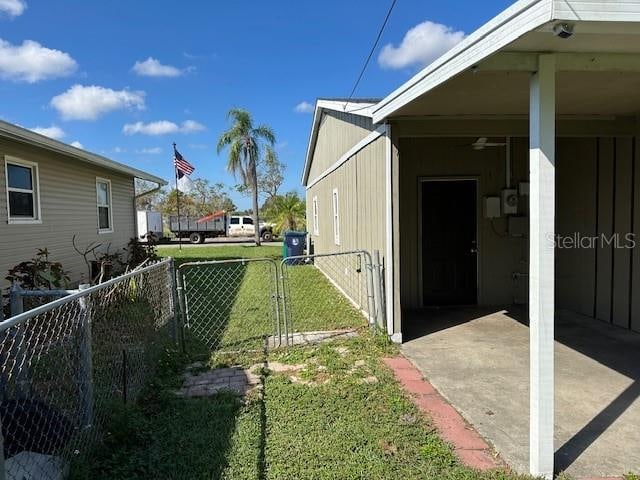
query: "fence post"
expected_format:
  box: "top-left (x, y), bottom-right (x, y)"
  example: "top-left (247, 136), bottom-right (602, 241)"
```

top-left (176, 270), bottom-right (187, 353)
top-left (363, 253), bottom-right (376, 327)
top-left (78, 283), bottom-right (94, 429)
top-left (9, 281), bottom-right (23, 318)
top-left (168, 258), bottom-right (179, 345)
top-left (372, 250), bottom-right (385, 330)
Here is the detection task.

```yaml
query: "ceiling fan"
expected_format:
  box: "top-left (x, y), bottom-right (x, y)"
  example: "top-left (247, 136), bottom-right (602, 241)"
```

top-left (471, 137), bottom-right (507, 150)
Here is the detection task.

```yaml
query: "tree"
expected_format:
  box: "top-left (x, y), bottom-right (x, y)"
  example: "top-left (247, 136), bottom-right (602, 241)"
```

top-left (160, 189), bottom-right (198, 216)
top-left (135, 179), bottom-right (165, 211)
top-left (190, 179), bottom-right (237, 214)
top-left (217, 108), bottom-right (275, 246)
top-left (264, 191), bottom-right (306, 234)
top-left (237, 148), bottom-right (285, 201)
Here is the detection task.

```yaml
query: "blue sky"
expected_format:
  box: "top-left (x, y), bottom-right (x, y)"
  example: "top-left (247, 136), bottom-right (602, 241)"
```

top-left (0, 0), bottom-right (512, 209)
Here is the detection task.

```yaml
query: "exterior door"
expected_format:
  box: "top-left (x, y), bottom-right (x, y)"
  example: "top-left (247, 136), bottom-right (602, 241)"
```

top-left (421, 179), bottom-right (477, 306)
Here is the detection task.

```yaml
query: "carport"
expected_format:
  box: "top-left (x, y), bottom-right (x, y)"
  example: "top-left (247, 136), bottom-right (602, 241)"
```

top-left (373, 0), bottom-right (640, 477)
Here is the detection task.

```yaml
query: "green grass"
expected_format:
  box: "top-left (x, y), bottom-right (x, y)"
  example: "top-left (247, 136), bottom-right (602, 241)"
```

top-left (74, 332), bottom-right (531, 480)
top-left (158, 244), bottom-right (282, 263)
top-left (71, 245), bottom-right (532, 479)
top-left (162, 244), bottom-right (366, 352)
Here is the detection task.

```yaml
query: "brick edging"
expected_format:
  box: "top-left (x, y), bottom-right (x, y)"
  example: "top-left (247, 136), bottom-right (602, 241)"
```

top-left (383, 356), bottom-right (502, 471)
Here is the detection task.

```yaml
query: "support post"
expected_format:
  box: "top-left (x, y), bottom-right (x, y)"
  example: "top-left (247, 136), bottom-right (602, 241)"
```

top-left (529, 53), bottom-right (556, 479)
top-left (78, 283), bottom-right (94, 429)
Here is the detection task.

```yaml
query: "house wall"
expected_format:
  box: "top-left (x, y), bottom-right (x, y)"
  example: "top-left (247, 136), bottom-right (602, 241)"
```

top-left (0, 138), bottom-right (136, 290)
top-left (397, 132), bottom-right (640, 333)
top-left (307, 110), bottom-right (373, 182)
top-left (306, 130), bottom-right (387, 316)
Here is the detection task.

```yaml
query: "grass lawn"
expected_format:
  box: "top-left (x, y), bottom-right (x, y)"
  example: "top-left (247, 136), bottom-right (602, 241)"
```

top-left (158, 244), bottom-right (282, 263)
top-left (74, 332), bottom-right (532, 480)
top-left (73, 245), bottom-right (531, 479)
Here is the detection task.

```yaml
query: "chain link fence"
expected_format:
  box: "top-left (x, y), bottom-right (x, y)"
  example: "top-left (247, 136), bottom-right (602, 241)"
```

top-left (177, 258), bottom-right (282, 352)
top-left (280, 251), bottom-right (384, 337)
top-left (0, 259), bottom-right (176, 480)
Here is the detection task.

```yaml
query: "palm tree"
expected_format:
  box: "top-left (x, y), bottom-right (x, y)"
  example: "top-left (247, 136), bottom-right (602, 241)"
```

top-left (265, 192), bottom-right (306, 234)
top-left (217, 108), bottom-right (275, 245)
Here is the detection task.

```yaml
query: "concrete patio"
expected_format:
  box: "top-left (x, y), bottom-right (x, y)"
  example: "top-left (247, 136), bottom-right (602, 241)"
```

top-left (401, 308), bottom-right (640, 478)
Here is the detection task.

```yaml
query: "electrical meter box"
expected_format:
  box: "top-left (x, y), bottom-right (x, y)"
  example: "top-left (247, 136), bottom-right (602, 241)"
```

top-left (483, 196), bottom-right (501, 218)
top-left (501, 189), bottom-right (518, 215)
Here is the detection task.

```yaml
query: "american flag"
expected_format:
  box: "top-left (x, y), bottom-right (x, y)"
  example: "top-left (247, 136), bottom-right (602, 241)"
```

top-left (174, 148), bottom-right (195, 178)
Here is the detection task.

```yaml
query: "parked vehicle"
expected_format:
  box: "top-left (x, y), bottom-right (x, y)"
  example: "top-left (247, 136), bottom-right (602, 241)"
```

top-left (168, 212), bottom-right (274, 244)
top-left (136, 211), bottom-right (163, 240)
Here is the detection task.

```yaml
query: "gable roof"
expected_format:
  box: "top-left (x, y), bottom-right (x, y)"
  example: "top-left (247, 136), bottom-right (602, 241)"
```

top-left (0, 120), bottom-right (166, 185)
top-left (372, 0), bottom-right (640, 122)
top-left (301, 98), bottom-right (379, 185)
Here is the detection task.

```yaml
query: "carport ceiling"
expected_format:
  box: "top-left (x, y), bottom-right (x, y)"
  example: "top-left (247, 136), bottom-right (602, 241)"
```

top-left (390, 69), bottom-right (640, 117)
top-left (386, 21), bottom-right (640, 118)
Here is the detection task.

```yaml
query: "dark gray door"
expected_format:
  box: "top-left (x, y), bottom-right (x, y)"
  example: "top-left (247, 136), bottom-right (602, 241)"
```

top-left (421, 180), bottom-right (478, 306)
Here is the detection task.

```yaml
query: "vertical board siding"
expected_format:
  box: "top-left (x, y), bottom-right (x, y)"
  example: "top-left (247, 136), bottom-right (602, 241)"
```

top-left (307, 111), bottom-right (374, 183)
top-left (595, 138), bottom-right (614, 323)
top-left (306, 137), bottom-right (387, 313)
top-left (612, 138), bottom-right (633, 327)
top-left (555, 138), bottom-right (597, 317)
top-left (0, 139), bottom-right (136, 289)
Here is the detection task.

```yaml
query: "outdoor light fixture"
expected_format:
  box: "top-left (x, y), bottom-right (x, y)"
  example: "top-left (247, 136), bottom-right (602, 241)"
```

top-left (553, 22), bottom-right (574, 39)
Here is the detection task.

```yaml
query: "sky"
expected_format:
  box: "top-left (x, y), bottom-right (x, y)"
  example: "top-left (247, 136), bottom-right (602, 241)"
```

top-left (0, 0), bottom-right (513, 209)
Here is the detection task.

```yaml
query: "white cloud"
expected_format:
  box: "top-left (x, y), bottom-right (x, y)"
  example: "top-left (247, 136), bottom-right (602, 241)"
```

top-left (0, 39), bottom-right (77, 83)
top-left (132, 57), bottom-right (183, 77)
top-left (70, 140), bottom-right (83, 149)
top-left (30, 125), bottom-right (65, 140)
top-left (123, 119), bottom-right (206, 136)
top-left (294, 101), bottom-right (314, 114)
top-left (378, 21), bottom-right (465, 70)
top-left (51, 85), bottom-right (145, 120)
top-left (137, 147), bottom-right (162, 154)
top-left (0, 0), bottom-right (26, 18)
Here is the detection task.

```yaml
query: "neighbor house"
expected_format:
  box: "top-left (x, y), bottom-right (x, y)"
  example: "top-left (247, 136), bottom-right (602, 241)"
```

top-left (303, 0), bottom-right (640, 477)
top-left (0, 120), bottom-right (166, 290)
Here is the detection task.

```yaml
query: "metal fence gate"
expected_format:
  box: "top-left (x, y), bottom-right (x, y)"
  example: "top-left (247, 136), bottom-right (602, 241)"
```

top-left (177, 258), bottom-right (283, 352)
top-left (177, 250), bottom-right (386, 353)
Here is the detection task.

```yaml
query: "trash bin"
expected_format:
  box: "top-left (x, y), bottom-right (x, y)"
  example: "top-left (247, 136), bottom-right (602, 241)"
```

top-left (283, 231), bottom-right (307, 264)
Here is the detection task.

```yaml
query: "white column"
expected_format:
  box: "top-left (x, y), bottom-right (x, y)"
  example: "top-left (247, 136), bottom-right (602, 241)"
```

top-left (529, 54), bottom-right (556, 479)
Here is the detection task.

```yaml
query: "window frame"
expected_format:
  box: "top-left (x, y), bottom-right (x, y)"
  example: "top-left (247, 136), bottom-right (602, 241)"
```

top-left (5, 156), bottom-right (41, 224)
top-left (312, 196), bottom-right (319, 236)
top-left (96, 177), bottom-right (114, 234)
top-left (332, 188), bottom-right (340, 245)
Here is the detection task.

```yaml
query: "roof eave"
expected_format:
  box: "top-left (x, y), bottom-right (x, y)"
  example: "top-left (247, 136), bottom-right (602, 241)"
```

top-left (0, 120), bottom-right (167, 185)
top-left (300, 99), bottom-right (377, 186)
top-left (372, 0), bottom-right (553, 123)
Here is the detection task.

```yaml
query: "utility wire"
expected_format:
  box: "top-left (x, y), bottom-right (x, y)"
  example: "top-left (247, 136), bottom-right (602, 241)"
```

top-left (345, 0), bottom-right (398, 109)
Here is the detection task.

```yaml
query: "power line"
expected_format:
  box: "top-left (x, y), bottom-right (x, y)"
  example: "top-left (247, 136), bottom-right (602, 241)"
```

top-left (344, 0), bottom-right (398, 108)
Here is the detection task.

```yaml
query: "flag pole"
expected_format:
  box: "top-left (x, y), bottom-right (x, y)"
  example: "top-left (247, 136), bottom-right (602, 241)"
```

top-left (173, 142), bottom-right (182, 251)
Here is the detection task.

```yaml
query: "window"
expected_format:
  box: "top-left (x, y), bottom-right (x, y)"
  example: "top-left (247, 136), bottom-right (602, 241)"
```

top-left (230, 217), bottom-right (240, 225)
top-left (332, 188), bottom-right (340, 245)
top-left (312, 196), bottom-right (319, 235)
top-left (5, 157), bottom-right (40, 223)
top-left (243, 217), bottom-right (254, 225)
top-left (96, 178), bottom-right (113, 233)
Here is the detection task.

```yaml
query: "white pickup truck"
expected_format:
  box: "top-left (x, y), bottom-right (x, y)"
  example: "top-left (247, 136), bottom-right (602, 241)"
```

top-left (168, 213), bottom-right (274, 244)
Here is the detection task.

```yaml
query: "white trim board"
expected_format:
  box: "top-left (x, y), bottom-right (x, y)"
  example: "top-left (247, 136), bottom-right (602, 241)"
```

top-left (384, 124), bottom-right (394, 337)
top-left (306, 125), bottom-right (385, 189)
